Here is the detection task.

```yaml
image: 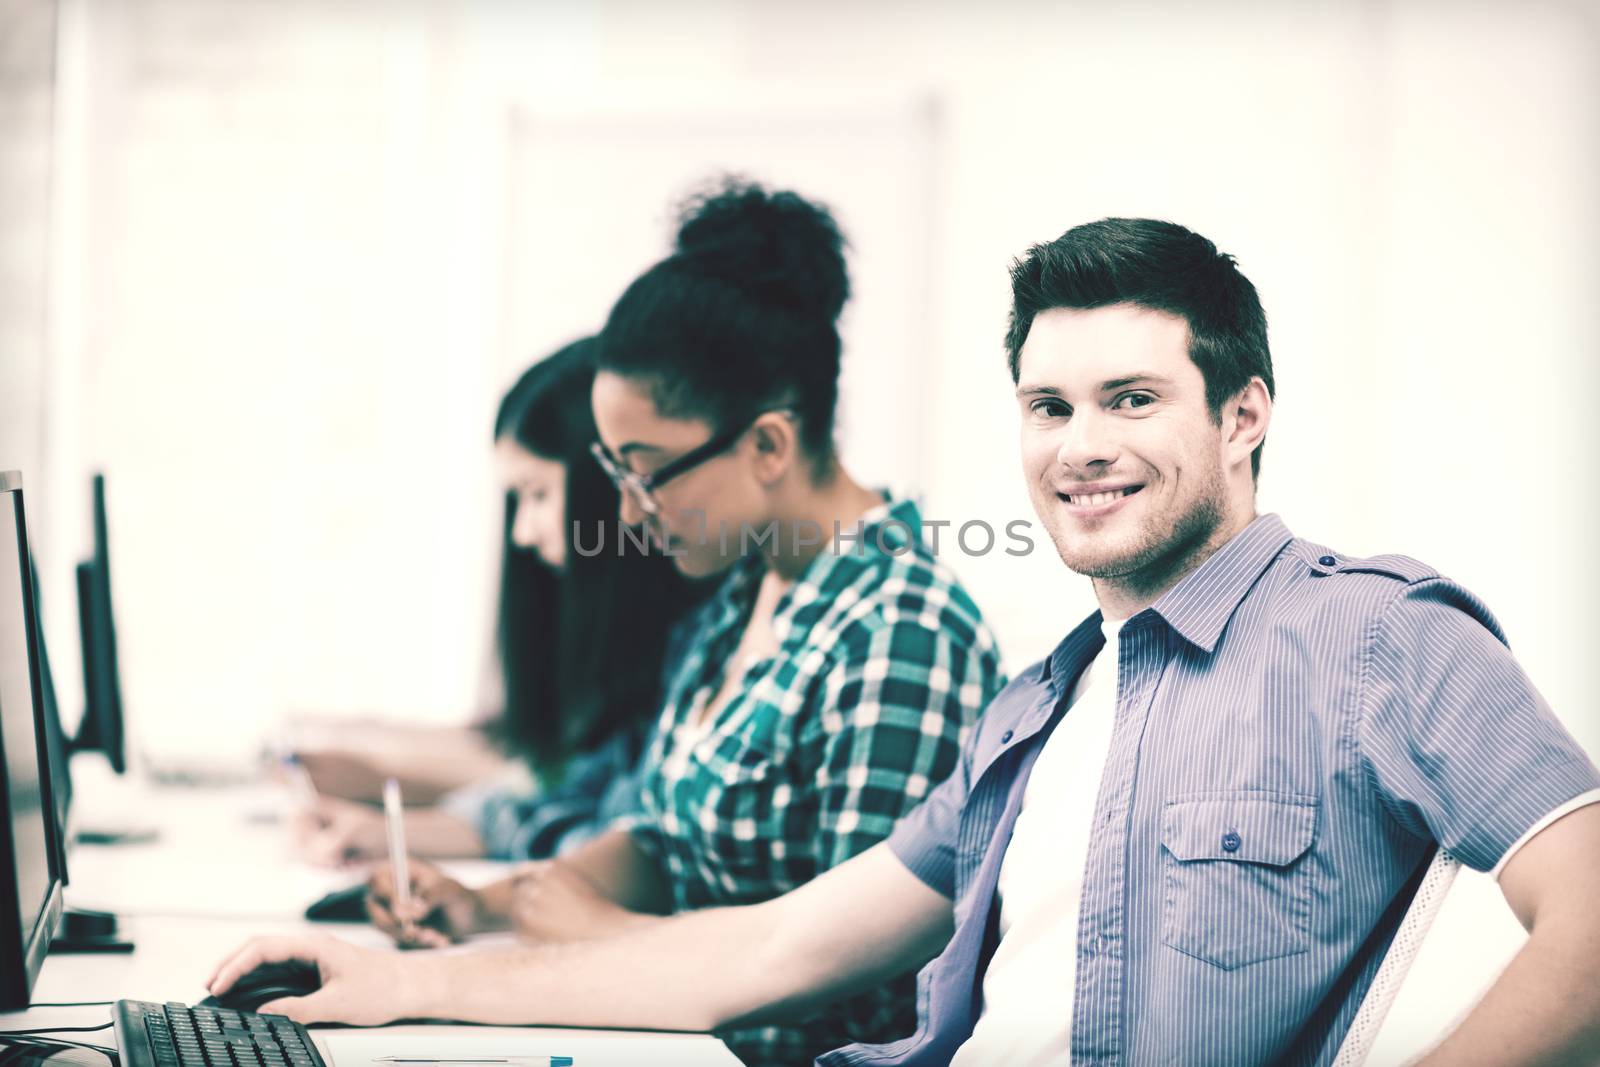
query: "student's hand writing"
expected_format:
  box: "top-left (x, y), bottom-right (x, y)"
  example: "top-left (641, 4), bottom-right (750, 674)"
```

top-left (292, 796), bottom-right (386, 867)
top-left (509, 861), bottom-right (658, 944)
top-left (366, 857), bottom-right (486, 947)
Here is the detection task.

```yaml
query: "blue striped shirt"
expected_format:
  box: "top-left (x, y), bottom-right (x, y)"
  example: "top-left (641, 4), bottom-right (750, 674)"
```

top-left (822, 513), bottom-right (1600, 1067)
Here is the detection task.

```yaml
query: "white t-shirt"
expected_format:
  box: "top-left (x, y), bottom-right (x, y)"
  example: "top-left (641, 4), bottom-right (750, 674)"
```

top-left (950, 619), bottom-right (1123, 1067)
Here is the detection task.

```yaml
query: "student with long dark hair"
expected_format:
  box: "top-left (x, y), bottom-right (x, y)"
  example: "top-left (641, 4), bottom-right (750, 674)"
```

top-left (296, 339), bottom-right (701, 863)
top-left (359, 181), bottom-right (1006, 1065)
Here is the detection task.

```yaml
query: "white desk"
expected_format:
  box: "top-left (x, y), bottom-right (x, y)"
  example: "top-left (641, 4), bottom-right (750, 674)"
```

top-left (1, 779), bottom-right (739, 1066)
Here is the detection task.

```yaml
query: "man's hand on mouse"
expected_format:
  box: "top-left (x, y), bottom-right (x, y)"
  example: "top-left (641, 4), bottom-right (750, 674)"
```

top-left (206, 932), bottom-right (427, 1026)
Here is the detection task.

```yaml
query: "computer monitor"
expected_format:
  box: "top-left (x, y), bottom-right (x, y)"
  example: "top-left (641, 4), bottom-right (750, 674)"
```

top-left (15, 482), bottom-right (132, 952)
top-left (0, 471), bottom-right (66, 1010)
top-left (75, 473), bottom-right (125, 774)
top-left (28, 556), bottom-right (71, 884)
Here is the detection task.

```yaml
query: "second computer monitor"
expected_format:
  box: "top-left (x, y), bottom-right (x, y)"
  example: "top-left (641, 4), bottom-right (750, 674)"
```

top-left (75, 472), bottom-right (125, 774)
top-left (29, 555), bottom-right (71, 880)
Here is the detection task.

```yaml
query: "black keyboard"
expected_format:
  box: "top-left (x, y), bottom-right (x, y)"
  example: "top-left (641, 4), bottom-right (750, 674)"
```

top-left (113, 1001), bottom-right (325, 1067)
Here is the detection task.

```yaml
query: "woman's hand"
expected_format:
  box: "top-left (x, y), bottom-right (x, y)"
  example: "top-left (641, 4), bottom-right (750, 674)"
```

top-left (509, 861), bottom-right (661, 944)
top-left (367, 857), bottom-right (496, 947)
top-left (291, 796), bottom-right (386, 867)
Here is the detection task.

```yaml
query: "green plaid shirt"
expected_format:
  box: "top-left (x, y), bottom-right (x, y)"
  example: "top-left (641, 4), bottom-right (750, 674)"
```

top-left (630, 498), bottom-right (1006, 1066)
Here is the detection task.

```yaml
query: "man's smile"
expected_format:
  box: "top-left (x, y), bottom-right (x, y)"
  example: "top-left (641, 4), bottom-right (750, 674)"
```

top-left (1056, 482), bottom-right (1145, 516)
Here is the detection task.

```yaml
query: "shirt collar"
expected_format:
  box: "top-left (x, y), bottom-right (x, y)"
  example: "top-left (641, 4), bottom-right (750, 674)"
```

top-left (1041, 513), bottom-right (1293, 694)
top-left (702, 494), bottom-right (922, 630)
top-left (797, 495), bottom-right (921, 590)
top-left (1042, 609), bottom-right (1108, 698)
top-left (1147, 512), bottom-right (1293, 654)
top-left (770, 496), bottom-right (922, 638)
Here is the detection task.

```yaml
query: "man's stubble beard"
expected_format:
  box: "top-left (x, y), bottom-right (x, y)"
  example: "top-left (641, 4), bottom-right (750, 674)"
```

top-left (1049, 464), bottom-right (1228, 598)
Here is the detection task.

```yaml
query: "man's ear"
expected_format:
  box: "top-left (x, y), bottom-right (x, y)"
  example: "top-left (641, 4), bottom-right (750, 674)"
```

top-left (1225, 377), bottom-right (1272, 473)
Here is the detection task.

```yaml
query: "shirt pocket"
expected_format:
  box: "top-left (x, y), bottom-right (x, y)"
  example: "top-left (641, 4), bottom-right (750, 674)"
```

top-left (1159, 791), bottom-right (1318, 970)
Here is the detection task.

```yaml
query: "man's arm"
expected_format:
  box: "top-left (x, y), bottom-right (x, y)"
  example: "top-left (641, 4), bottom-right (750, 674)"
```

top-left (212, 842), bottom-right (953, 1031)
top-left (1355, 578), bottom-right (1600, 1063)
top-left (1415, 803), bottom-right (1600, 1066)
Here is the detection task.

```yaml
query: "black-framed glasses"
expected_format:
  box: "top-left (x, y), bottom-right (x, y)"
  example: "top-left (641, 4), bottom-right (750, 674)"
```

top-left (589, 410), bottom-right (791, 517)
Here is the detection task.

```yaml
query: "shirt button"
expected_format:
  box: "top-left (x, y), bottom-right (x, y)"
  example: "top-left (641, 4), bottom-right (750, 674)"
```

top-left (1000, 730), bottom-right (1014, 744)
top-left (1221, 831), bottom-right (1242, 853)
top-left (1318, 555), bottom-right (1336, 567)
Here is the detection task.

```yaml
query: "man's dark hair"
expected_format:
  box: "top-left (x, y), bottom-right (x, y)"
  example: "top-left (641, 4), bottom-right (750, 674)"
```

top-left (1005, 218), bottom-right (1275, 480)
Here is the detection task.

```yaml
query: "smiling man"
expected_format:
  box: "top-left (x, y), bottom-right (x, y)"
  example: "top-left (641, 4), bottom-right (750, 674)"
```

top-left (1014, 300), bottom-right (1237, 609)
top-left (210, 219), bottom-right (1600, 1066)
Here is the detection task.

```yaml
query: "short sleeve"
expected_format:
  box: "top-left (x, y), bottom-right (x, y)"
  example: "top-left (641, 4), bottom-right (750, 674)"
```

top-left (1358, 578), bottom-right (1600, 872)
top-left (804, 619), bottom-right (1001, 875)
top-left (885, 746), bottom-right (971, 899)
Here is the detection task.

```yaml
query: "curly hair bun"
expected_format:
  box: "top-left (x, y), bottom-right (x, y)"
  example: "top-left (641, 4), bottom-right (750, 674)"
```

top-left (674, 178), bottom-right (849, 323)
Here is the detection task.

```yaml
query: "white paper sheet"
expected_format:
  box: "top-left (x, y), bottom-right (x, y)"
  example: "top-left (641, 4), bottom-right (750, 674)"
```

top-left (318, 1029), bottom-right (738, 1067)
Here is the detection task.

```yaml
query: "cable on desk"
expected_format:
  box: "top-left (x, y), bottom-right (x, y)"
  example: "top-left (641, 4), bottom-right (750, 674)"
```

top-left (0, 1023), bottom-right (113, 1036)
top-left (0, 1034), bottom-right (119, 1059)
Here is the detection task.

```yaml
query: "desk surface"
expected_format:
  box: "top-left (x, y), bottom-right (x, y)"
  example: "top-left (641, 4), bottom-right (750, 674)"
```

top-left (2, 776), bottom-right (740, 1066)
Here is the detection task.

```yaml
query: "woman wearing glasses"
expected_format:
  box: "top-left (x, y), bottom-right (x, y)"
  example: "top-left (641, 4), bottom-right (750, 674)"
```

top-left (293, 339), bottom-right (704, 865)
top-left (368, 181), bottom-right (1005, 1066)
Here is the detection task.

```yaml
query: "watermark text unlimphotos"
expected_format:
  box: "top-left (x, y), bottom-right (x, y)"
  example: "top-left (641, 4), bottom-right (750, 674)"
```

top-left (569, 510), bottom-right (1040, 559)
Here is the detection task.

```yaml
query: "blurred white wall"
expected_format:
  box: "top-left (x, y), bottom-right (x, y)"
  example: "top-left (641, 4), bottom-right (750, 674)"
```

top-left (0, 0), bottom-right (55, 546)
top-left (13, 0), bottom-right (1599, 1058)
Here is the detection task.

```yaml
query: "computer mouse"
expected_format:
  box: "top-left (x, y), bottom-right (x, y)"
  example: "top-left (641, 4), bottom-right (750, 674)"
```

top-left (199, 960), bottom-right (322, 1012)
top-left (304, 883), bottom-right (370, 922)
